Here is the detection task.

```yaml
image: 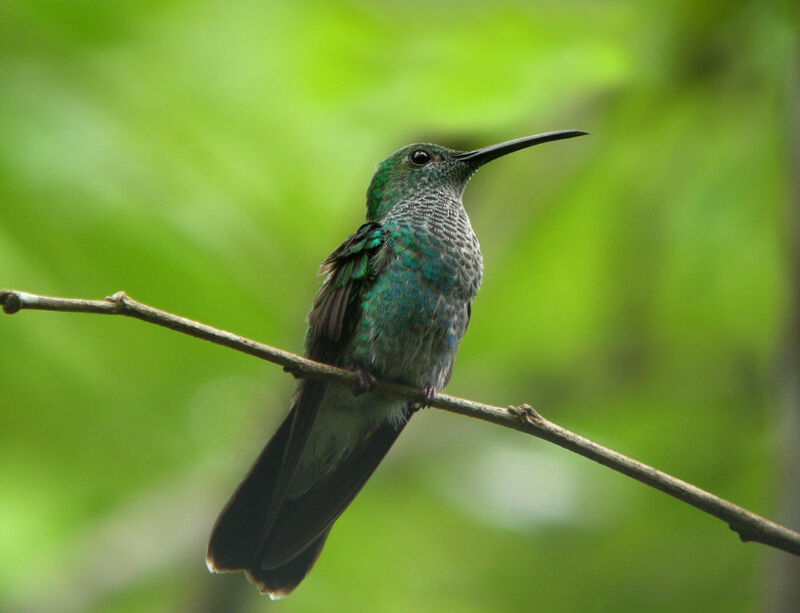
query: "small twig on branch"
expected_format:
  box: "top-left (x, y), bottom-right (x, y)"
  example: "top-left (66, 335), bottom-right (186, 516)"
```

top-left (2, 288), bottom-right (800, 557)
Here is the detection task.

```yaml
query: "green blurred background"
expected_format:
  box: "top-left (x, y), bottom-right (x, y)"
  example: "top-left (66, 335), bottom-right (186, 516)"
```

top-left (1, 1), bottom-right (798, 611)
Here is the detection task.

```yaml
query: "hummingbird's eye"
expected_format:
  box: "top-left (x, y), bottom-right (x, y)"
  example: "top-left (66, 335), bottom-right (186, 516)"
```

top-left (409, 149), bottom-right (431, 167)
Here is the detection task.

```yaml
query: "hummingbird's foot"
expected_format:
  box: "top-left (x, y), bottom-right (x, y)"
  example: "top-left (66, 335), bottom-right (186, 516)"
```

top-left (409, 384), bottom-right (436, 413)
top-left (282, 364), bottom-right (300, 378)
top-left (352, 367), bottom-right (377, 396)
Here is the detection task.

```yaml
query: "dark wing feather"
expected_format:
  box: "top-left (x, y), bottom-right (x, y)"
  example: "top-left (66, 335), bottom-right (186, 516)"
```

top-left (207, 222), bottom-right (388, 592)
top-left (310, 222), bottom-right (386, 343)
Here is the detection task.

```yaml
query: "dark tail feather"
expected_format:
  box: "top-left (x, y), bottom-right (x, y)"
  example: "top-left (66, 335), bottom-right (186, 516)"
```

top-left (245, 528), bottom-right (331, 599)
top-left (208, 381), bottom-right (411, 597)
top-left (260, 414), bottom-right (410, 569)
top-left (206, 405), bottom-right (295, 572)
top-left (243, 416), bottom-right (409, 598)
top-left (206, 379), bottom-right (328, 573)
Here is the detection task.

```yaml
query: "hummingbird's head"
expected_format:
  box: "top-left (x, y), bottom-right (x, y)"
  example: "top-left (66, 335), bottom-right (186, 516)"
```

top-left (365, 130), bottom-right (587, 221)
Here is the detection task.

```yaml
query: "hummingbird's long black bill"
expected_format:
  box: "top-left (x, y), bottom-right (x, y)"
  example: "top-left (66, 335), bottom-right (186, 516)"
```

top-left (455, 130), bottom-right (588, 166)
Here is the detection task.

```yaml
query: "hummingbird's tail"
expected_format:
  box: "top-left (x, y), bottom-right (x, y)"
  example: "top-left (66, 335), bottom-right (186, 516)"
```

top-left (205, 401), bottom-right (298, 586)
top-left (206, 382), bottom-right (410, 598)
top-left (245, 528), bottom-right (331, 598)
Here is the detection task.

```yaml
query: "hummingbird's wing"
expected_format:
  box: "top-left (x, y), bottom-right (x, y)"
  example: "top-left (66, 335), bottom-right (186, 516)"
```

top-left (207, 222), bottom-right (389, 595)
top-left (310, 221), bottom-right (387, 343)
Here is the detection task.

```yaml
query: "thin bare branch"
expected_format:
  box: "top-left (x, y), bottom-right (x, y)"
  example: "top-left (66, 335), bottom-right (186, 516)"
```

top-left (2, 288), bottom-right (799, 557)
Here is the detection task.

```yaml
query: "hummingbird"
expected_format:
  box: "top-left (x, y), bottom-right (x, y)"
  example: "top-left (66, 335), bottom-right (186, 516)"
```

top-left (206, 129), bottom-right (587, 598)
